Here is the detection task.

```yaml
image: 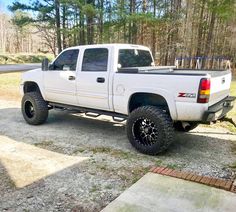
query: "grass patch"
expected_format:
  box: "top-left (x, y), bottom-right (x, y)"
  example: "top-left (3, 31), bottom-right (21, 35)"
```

top-left (72, 147), bottom-right (87, 154)
top-left (105, 185), bottom-right (113, 190)
top-left (34, 140), bottom-right (54, 148)
top-left (0, 53), bottom-right (54, 64)
top-left (230, 79), bottom-right (236, 96)
top-left (228, 79), bottom-right (236, 118)
top-left (0, 72), bottom-right (22, 101)
top-left (229, 162), bottom-right (236, 169)
top-left (87, 146), bottom-right (133, 160)
top-left (166, 163), bottom-right (183, 170)
top-left (0, 172), bottom-right (16, 189)
top-left (201, 80), bottom-right (236, 133)
top-left (155, 159), bottom-right (163, 166)
top-left (126, 166), bottom-right (150, 184)
top-left (231, 142), bottom-right (236, 155)
top-left (89, 146), bottom-right (112, 154)
top-left (33, 140), bottom-right (66, 154)
top-left (90, 185), bottom-right (99, 193)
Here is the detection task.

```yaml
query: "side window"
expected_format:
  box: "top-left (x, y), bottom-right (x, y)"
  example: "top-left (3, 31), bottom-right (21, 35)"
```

top-left (82, 48), bottom-right (108, 72)
top-left (50, 49), bottom-right (79, 71)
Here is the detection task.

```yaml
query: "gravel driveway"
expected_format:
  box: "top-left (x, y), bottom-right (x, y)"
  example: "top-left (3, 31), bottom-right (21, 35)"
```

top-left (0, 99), bottom-right (236, 211)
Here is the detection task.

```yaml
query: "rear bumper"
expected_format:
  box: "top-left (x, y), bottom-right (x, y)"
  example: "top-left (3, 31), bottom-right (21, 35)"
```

top-left (202, 96), bottom-right (236, 122)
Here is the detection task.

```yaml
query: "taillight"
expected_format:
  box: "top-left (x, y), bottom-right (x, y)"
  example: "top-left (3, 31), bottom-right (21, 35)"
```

top-left (197, 78), bottom-right (211, 103)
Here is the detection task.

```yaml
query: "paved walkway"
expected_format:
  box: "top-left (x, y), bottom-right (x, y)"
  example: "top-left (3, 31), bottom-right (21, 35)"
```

top-left (0, 63), bottom-right (40, 73)
top-left (0, 135), bottom-right (88, 188)
top-left (102, 173), bottom-right (236, 212)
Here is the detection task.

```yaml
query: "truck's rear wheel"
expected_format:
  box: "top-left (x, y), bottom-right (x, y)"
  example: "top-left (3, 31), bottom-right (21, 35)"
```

top-left (21, 92), bottom-right (48, 125)
top-left (173, 122), bottom-right (199, 132)
top-left (127, 106), bottom-right (174, 155)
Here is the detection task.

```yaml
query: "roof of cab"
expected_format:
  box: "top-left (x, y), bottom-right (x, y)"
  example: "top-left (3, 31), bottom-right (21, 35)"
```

top-left (66, 43), bottom-right (150, 51)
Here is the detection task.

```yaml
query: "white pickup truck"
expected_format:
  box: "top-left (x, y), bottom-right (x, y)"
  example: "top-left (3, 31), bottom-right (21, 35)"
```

top-left (20, 44), bottom-right (235, 155)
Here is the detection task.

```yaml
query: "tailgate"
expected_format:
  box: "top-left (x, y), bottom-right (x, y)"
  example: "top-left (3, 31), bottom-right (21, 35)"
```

top-left (209, 70), bottom-right (231, 106)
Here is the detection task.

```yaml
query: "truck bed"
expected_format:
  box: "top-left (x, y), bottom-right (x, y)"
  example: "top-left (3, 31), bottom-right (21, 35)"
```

top-left (116, 67), bottom-right (232, 109)
top-left (118, 66), bottom-right (230, 78)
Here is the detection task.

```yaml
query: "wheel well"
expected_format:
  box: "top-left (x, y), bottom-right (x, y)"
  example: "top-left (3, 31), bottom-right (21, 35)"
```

top-left (23, 82), bottom-right (40, 94)
top-left (129, 93), bottom-right (169, 113)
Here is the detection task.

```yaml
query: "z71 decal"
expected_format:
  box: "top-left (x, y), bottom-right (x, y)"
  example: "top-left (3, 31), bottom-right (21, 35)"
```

top-left (178, 93), bottom-right (196, 98)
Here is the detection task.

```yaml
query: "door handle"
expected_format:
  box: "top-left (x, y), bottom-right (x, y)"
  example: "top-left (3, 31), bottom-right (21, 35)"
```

top-left (97, 77), bottom-right (105, 83)
top-left (68, 76), bottom-right (76, 80)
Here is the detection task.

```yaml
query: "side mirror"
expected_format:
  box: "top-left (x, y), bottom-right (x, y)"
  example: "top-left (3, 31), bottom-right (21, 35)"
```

top-left (42, 58), bottom-right (49, 71)
top-left (49, 64), bottom-right (54, 70)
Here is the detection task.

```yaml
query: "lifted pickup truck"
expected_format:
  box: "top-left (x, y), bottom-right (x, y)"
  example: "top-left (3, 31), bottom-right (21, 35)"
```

top-left (20, 44), bottom-right (235, 155)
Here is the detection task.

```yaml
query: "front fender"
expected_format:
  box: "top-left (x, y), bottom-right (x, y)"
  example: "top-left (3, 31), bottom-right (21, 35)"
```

top-left (21, 69), bottom-right (45, 99)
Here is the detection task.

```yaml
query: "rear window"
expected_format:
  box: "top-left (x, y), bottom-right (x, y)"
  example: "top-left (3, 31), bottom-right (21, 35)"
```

top-left (118, 49), bottom-right (153, 68)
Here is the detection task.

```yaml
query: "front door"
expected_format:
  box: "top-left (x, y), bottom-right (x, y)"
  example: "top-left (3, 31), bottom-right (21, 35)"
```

top-left (44, 49), bottom-right (79, 105)
top-left (76, 48), bottom-right (110, 110)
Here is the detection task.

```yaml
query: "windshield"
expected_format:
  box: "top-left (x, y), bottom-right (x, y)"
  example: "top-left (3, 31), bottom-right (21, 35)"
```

top-left (118, 49), bottom-right (153, 68)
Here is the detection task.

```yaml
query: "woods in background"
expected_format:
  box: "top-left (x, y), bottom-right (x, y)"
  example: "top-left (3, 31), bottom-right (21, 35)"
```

top-left (0, 12), bottom-right (49, 54)
top-left (2, 0), bottom-right (236, 66)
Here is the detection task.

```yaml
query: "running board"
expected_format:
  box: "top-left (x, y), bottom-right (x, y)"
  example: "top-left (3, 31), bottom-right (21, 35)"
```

top-left (49, 102), bottom-right (128, 120)
top-left (113, 117), bottom-right (126, 122)
top-left (85, 113), bottom-right (126, 122)
top-left (85, 112), bottom-right (100, 118)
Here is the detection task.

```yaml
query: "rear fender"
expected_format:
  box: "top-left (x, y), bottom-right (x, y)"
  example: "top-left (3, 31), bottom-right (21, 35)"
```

top-left (127, 88), bottom-right (177, 120)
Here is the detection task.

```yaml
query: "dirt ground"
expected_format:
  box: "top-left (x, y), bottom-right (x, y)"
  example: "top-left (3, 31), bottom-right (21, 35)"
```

top-left (0, 98), bottom-right (236, 211)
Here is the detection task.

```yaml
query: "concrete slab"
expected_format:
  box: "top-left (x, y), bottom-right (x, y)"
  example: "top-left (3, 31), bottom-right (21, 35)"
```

top-left (0, 135), bottom-right (88, 188)
top-left (102, 173), bottom-right (236, 212)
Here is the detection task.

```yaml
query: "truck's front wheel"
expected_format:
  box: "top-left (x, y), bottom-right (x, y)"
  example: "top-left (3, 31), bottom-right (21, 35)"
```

top-left (22, 92), bottom-right (48, 125)
top-left (127, 106), bottom-right (174, 155)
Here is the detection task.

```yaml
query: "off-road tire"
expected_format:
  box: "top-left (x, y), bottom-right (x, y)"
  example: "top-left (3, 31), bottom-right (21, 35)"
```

top-left (21, 92), bottom-right (48, 125)
top-left (173, 121), bottom-right (199, 132)
top-left (127, 106), bottom-right (174, 155)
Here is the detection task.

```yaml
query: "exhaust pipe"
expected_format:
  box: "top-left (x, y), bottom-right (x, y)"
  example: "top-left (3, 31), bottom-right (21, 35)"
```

top-left (182, 122), bottom-right (191, 131)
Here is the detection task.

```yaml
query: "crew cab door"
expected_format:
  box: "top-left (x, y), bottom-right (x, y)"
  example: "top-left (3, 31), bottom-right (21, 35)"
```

top-left (43, 49), bottom-right (79, 105)
top-left (76, 48), bottom-right (110, 110)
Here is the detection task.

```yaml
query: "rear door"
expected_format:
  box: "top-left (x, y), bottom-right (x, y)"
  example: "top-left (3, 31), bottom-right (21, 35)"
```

top-left (43, 49), bottom-right (79, 105)
top-left (76, 48), bottom-right (110, 110)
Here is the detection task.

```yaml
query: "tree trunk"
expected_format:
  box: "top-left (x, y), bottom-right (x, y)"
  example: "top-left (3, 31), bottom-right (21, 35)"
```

top-left (55, 0), bottom-right (62, 53)
top-left (204, 9), bottom-right (216, 62)
top-left (140, 0), bottom-right (147, 44)
top-left (62, 5), bottom-right (66, 49)
top-left (152, 0), bottom-right (157, 59)
top-left (98, 0), bottom-right (104, 43)
top-left (196, 0), bottom-right (206, 57)
top-left (86, 0), bottom-right (95, 45)
top-left (79, 10), bottom-right (85, 45)
top-left (128, 0), bottom-right (132, 43)
top-left (131, 0), bottom-right (137, 43)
